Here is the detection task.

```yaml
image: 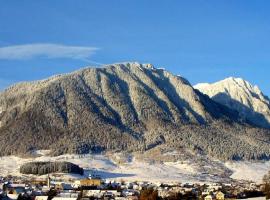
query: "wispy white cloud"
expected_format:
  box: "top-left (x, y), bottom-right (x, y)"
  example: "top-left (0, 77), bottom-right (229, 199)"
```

top-left (0, 43), bottom-right (98, 61)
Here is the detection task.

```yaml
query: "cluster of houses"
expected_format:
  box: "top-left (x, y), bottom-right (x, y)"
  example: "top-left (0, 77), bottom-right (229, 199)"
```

top-left (0, 175), bottom-right (265, 200)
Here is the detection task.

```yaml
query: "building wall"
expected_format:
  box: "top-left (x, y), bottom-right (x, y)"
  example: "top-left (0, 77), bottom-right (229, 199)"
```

top-left (80, 179), bottom-right (101, 186)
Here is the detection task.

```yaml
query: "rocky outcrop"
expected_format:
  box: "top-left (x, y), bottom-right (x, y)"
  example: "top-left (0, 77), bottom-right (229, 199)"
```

top-left (194, 77), bottom-right (270, 128)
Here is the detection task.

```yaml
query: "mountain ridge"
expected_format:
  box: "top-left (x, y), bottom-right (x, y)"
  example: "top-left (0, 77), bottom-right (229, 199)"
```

top-left (194, 77), bottom-right (270, 128)
top-left (0, 62), bottom-right (270, 160)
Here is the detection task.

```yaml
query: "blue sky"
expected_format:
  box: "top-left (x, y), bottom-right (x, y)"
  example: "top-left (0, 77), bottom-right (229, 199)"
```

top-left (0, 0), bottom-right (270, 95)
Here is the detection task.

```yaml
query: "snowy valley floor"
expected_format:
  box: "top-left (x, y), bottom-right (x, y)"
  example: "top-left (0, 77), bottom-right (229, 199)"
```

top-left (0, 151), bottom-right (268, 184)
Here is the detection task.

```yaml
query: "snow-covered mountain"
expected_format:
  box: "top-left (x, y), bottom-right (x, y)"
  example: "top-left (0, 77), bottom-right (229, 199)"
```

top-left (1, 63), bottom-right (270, 160)
top-left (194, 77), bottom-right (270, 128)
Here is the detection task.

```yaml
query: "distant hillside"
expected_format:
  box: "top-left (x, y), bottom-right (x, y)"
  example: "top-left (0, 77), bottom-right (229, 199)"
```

top-left (0, 62), bottom-right (270, 160)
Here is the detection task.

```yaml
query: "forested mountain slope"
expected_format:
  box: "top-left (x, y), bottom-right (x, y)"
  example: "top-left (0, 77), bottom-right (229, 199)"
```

top-left (0, 62), bottom-right (269, 160)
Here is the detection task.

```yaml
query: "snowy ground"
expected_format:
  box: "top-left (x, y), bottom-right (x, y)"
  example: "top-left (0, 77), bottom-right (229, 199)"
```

top-left (0, 151), bottom-right (268, 183)
top-left (0, 153), bottom-right (204, 183)
top-left (225, 161), bottom-right (270, 183)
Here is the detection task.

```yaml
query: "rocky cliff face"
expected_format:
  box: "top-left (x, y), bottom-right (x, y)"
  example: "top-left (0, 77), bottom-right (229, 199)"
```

top-left (0, 63), bottom-right (270, 160)
top-left (194, 77), bottom-right (270, 128)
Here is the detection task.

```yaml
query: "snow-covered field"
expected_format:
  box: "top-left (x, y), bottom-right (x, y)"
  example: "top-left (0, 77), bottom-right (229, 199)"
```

top-left (0, 151), bottom-right (268, 183)
top-left (225, 161), bottom-right (270, 183)
top-left (0, 153), bottom-right (201, 183)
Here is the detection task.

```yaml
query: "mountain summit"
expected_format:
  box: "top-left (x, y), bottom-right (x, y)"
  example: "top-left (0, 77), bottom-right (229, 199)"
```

top-left (194, 77), bottom-right (270, 128)
top-left (0, 63), bottom-right (270, 160)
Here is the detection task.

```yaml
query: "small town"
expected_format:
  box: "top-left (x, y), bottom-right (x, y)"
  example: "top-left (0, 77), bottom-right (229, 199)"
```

top-left (0, 172), bottom-right (266, 200)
